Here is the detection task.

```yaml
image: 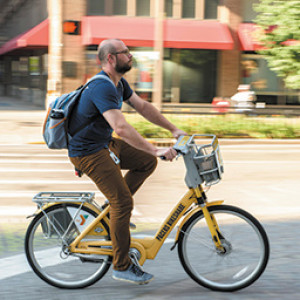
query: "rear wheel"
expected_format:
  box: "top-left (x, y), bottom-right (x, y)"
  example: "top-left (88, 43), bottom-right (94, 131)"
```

top-left (178, 205), bottom-right (269, 292)
top-left (25, 203), bottom-right (112, 289)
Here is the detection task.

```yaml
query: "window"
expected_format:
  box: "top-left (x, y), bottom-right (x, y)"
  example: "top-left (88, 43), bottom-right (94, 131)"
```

top-left (136, 0), bottom-right (150, 16)
top-left (113, 0), bottom-right (127, 15)
top-left (87, 0), bottom-right (105, 16)
top-left (204, 0), bottom-right (218, 19)
top-left (165, 0), bottom-right (173, 17)
top-left (88, 0), bottom-right (127, 16)
top-left (182, 0), bottom-right (195, 19)
top-left (242, 0), bottom-right (259, 22)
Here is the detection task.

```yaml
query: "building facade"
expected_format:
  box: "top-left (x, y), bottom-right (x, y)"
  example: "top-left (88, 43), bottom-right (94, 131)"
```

top-left (0, 0), bottom-right (297, 108)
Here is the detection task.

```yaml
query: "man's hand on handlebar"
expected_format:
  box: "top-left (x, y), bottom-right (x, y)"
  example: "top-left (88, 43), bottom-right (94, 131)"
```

top-left (171, 128), bottom-right (187, 139)
top-left (156, 147), bottom-right (177, 161)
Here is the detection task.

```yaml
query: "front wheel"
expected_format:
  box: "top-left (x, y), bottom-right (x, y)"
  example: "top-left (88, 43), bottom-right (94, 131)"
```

top-left (25, 203), bottom-right (112, 289)
top-left (178, 205), bottom-right (269, 292)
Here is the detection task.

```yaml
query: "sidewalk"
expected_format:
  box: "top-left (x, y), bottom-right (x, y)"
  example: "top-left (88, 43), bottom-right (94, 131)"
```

top-left (1, 95), bottom-right (300, 146)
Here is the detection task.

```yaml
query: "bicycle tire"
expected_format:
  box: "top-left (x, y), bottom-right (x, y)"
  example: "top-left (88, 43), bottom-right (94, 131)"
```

top-left (25, 203), bottom-right (112, 289)
top-left (178, 204), bottom-right (269, 292)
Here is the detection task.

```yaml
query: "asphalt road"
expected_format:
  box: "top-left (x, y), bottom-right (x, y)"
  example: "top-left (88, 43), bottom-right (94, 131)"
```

top-left (0, 142), bottom-right (300, 299)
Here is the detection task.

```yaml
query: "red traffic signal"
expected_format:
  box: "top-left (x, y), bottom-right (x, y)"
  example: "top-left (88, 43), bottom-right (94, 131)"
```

top-left (63, 20), bottom-right (81, 35)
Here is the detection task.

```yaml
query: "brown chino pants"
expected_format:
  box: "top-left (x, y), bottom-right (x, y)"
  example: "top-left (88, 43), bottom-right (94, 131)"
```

top-left (69, 138), bottom-right (157, 270)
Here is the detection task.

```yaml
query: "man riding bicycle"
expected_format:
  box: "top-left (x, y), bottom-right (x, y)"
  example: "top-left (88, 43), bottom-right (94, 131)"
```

top-left (68, 39), bottom-right (185, 285)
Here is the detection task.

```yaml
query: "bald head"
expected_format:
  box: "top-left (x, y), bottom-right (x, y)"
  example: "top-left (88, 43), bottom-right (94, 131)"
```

top-left (97, 39), bottom-right (121, 66)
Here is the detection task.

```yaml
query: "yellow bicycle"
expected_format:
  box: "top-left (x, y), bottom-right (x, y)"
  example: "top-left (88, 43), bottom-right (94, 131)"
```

top-left (25, 135), bottom-right (269, 292)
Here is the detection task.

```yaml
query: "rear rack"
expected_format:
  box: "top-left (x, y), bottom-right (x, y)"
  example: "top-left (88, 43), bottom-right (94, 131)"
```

top-left (33, 192), bottom-right (95, 205)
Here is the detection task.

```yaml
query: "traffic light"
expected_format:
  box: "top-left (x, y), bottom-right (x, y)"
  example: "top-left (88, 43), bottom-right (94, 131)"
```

top-left (63, 20), bottom-right (81, 35)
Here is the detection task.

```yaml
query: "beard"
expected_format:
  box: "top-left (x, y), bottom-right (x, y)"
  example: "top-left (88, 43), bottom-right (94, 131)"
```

top-left (115, 58), bottom-right (132, 74)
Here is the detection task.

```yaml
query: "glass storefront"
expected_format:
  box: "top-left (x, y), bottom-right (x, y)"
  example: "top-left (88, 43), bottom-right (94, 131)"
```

top-left (85, 48), bottom-right (217, 104)
top-left (241, 54), bottom-right (300, 105)
top-left (163, 49), bottom-right (217, 103)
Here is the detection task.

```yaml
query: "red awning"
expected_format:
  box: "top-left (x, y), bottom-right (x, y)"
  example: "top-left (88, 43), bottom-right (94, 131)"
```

top-left (82, 16), bottom-right (234, 50)
top-left (238, 23), bottom-right (300, 51)
top-left (0, 17), bottom-right (234, 56)
top-left (0, 19), bottom-right (48, 55)
top-left (164, 19), bottom-right (233, 49)
top-left (238, 23), bottom-right (263, 51)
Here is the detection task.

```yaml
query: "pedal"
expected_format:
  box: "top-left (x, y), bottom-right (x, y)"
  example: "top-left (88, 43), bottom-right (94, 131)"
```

top-left (129, 249), bottom-right (143, 270)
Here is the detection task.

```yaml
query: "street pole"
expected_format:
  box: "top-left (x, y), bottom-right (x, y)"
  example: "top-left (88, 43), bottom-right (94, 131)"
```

top-left (46, 0), bottom-right (63, 108)
top-left (152, 0), bottom-right (164, 110)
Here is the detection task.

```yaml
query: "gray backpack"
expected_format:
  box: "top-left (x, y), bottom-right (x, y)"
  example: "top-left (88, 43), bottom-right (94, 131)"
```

top-left (43, 74), bottom-right (114, 149)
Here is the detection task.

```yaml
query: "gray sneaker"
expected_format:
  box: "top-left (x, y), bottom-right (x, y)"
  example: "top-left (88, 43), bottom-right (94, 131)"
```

top-left (112, 264), bottom-right (154, 285)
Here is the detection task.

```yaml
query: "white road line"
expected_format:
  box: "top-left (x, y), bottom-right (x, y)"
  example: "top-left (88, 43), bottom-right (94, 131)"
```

top-left (0, 160), bottom-right (299, 168)
top-left (0, 179), bottom-right (93, 184)
top-left (0, 233), bottom-right (172, 281)
top-left (221, 144), bottom-right (300, 148)
top-left (0, 206), bottom-right (36, 215)
top-left (222, 149), bottom-right (300, 153)
top-left (0, 248), bottom-right (78, 281)
top-left (0, 161), bottom-right (299, 172)
top-left (0, 159), bottom-right (69, 164)
top-left (0, 153), bottom-right (67, 157)
top-left (0, 191), bottom-right (101, 198)
top-left (0, 253), bottom-right (31, 280)
top-left (0, 168), bottom-right (72, 172)
top-left (0, 205), bottom-right (141, 217)
top-left (224, 161), bottom-right (300, 164)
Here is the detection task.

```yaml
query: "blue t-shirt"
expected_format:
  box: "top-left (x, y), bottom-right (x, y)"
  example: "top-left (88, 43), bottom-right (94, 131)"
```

top-left (68, 71), bottom-right (133, 157)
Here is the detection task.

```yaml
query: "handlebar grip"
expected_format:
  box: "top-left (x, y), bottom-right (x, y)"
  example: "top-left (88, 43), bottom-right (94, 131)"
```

top-left (159, 149), bottom-right (178, 161)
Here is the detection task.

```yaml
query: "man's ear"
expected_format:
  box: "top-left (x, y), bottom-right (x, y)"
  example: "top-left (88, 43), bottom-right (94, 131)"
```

top-left (107, 53), bottom-right (115, 65)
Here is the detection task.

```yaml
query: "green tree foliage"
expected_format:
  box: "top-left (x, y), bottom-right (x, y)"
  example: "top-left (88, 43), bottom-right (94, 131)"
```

top-left (254, 0), bottom-right (300, 89)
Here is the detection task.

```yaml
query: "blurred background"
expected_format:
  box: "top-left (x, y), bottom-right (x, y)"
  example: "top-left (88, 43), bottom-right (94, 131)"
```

top-left (0, 0), bottom-right (299, 112)
top-left (0, 2), bottom-right (300, 299)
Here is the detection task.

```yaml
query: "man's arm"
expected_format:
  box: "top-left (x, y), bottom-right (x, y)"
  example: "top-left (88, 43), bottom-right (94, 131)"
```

top-left (103, 109), bottom-right (177, 160)
top-left (125, 92), bottom-right (186, 138)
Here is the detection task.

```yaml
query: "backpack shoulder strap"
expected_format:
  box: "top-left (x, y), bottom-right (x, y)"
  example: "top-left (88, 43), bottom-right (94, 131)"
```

top-left (68, 75), bottom-right (114, 138)
top-left (84, 74), bottom-right (115, 88)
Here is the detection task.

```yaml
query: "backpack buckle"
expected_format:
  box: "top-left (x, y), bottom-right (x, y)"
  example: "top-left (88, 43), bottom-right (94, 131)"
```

top-left (75, 168), bottom-right (83, 177)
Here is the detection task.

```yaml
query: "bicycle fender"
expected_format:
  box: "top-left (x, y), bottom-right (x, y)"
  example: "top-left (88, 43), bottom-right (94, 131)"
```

top-left (172, 200), bottom-right (224, 247)
top-left (26, 202), bottom-right (102, 219)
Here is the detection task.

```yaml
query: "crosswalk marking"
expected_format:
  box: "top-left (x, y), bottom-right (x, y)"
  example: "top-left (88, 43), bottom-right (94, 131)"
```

top-left (0, 159), bottom-right (70, 163)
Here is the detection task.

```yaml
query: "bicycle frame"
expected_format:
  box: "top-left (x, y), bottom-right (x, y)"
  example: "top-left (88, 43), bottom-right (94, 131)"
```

top-left (68, 185), bottom-right (224, 265)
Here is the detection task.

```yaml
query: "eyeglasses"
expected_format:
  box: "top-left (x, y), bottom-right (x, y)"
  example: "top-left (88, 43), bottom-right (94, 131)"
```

top-left (112, 49), bottom-right (131, 56)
